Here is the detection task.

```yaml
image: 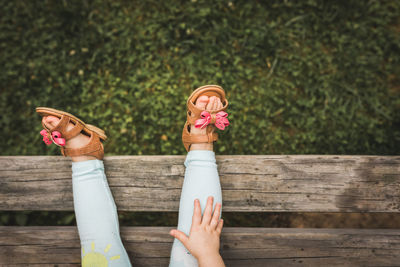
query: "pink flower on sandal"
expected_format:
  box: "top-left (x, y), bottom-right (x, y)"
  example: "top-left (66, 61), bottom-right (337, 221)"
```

top-left (40, 129), bottom-right (65, 146)
top-left (195, 111), bottom-right (230, 130)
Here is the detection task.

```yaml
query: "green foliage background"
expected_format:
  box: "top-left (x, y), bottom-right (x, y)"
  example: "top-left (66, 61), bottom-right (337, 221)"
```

top-left (1, 0), bottom-right (399, 156)
top-left (0, 1), bottom-right (400, 227)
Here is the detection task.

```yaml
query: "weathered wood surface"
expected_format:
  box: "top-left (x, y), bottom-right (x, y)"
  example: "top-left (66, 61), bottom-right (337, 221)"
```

top-left (0, 226), bottom-right (399, 266)
top-left (0, 156), bottom-right (399, 212)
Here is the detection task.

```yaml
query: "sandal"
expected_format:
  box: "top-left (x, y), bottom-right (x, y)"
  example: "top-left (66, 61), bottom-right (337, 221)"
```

top-left (36, 107), bottom-right (107, 160)
top-left (182, 85), bottom-right (230, 151)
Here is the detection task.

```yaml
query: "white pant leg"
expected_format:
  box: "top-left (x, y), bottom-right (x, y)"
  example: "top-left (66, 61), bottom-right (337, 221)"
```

top-left (169, 150), bottom-right (222, 267)
top-left (72, 159), bottom-right (132, 267)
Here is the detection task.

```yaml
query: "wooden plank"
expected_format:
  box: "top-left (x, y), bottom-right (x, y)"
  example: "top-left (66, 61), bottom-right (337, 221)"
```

top-left (0, 226), bottom-right (399, 266)
top-left (0, 155), bottom-right (399, 212)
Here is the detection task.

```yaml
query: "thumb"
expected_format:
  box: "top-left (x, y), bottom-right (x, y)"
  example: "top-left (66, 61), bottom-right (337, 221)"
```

top-left (170, 229), bottom-right (189, 246)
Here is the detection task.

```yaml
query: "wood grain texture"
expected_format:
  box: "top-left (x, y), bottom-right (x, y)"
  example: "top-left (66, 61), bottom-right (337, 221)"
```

top-left (0, 226), bottom-right (399, 266)
top-left (0, 155), bottom-right (399, 212)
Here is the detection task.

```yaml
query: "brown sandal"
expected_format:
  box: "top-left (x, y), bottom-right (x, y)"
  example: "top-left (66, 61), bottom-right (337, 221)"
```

top-left (182, 85), bottom-right (230, 151)
top-left (36, 107), bottom-right (107, 160)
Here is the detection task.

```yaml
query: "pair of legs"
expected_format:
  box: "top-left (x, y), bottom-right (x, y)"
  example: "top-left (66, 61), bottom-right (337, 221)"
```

top-left (42, 95), bottom-right (224, 266)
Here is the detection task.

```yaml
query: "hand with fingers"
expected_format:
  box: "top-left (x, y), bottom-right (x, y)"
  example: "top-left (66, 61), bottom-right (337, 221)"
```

top-left (170, 196), bottom-right (225, 267)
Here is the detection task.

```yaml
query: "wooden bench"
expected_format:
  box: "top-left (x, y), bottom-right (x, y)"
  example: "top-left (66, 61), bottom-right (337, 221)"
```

top-left (1, 155), bottom-right (399, 266)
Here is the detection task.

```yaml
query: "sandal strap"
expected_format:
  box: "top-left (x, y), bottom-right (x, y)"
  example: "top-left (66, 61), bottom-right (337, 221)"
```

top-left (187, 102), bottom-right (204, 118)
top-left (183, 122), bottom-right (219, 144)
top-left (62, 132), bottom-right (103, 158)
top-left (63, 122), bottom-right (84, 140)
top-left (43, 115), bottom-right (85, 141)
top-left (186, 110), bottom-right (227, 125)
top-left (182, 131), bottom-right (218, 144)
top-left (48, 115), bottom-right (69, 134)
top-left (187, 100), bottom-right (229, 125)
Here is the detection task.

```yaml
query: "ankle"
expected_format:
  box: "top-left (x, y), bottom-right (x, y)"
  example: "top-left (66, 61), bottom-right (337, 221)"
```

top-left (190, 143), bottom-right (213, 151)
top-left (71, 155), bottom-right (98, 162)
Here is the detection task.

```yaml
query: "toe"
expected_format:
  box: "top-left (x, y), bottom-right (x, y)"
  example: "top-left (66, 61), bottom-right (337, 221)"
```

top-left (42, 116), bottom-right (60, 129)
top-left (213, 96), bottom-right (219, 110)
top-left (195, 95), bottom-right (209, 110)
top-left (216, 97), bottom-right (223, 110)
top-left (207, 96), bottom-right (216, 111)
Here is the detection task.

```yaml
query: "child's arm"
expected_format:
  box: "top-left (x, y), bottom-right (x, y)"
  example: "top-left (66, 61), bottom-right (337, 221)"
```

top-left (170, 196), bottom-right (225, 267)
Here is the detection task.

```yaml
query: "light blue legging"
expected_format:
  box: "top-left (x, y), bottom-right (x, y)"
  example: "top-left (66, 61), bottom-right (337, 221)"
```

top-left (169, 150), bottom-right (222, 267)
top-left (72, 150), bottom-right (221, 267)
top-left (72, 160), bottom-right (132, 267)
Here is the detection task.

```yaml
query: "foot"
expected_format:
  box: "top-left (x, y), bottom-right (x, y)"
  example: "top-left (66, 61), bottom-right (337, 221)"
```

top-left (42, 116), bottom-right (97, 162)
top-left (190, 96), bottom-right (223, 151)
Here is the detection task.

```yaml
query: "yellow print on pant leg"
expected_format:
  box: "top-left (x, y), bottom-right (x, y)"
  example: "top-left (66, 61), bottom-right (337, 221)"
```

top-left (82, 241), bottom-right (121, 267)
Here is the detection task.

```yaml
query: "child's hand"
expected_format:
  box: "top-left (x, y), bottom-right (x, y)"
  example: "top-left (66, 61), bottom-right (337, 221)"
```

top-left (170, 196), bottom-right (225, 267)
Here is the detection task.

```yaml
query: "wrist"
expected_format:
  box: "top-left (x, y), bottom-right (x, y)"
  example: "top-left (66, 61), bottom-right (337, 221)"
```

top-left (197, 253), bottom-right (224, 267)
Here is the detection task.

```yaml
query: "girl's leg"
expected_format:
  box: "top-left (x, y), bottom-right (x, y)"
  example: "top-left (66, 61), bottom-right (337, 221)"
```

top-left (169, 95), bottom-right (224, 267)
top-left (73, 159), bottom-right (132, 267)
top-left (170, 151), bottom-right (222, 267)
top-left (41, 115), bottom-right (131, 267)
